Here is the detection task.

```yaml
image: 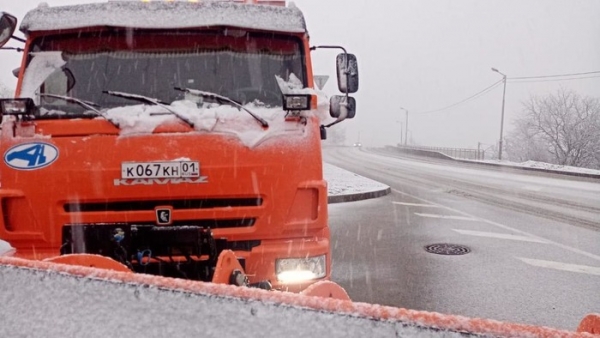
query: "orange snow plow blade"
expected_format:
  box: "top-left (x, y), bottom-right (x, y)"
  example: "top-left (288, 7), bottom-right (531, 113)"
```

top-left (1, 256), bottom-right (597, 337)
top-left (44, 254), bottom-right (132, 273)
top-left (578, 314), bottom-right (600, 335)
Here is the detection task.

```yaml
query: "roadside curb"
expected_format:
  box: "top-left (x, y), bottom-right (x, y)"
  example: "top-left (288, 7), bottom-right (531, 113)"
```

top-left (328, 186), bottom-right (391, 204)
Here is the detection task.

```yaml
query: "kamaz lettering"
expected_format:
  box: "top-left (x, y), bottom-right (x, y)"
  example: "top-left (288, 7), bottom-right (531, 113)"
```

top-left (113, 177), bottom-right (208, 186)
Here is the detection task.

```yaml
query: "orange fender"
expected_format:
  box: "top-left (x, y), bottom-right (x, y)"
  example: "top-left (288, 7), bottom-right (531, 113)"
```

top-left (44, 254), bottom-right (131, 273)
top-left (300, 280), bottom-right (351, 301)
top-left (211, 250), bottom-right (245, 285)
top-left (577, 313), bottom-right (600, 334)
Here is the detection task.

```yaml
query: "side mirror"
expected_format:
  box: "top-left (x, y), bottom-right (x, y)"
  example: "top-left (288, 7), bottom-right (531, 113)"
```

top-left (329, 95), bottom-right (356, 120)
top-left (336, 53), bottom-right (359, 94)
top-left (0, 12), bottom-right (17, 48)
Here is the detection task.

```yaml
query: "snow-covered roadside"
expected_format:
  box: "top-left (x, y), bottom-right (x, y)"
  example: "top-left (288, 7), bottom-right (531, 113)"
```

top-left (473, 159), bottom-right (600, 176)
top-left (324, 162), bottom-right (390, 201)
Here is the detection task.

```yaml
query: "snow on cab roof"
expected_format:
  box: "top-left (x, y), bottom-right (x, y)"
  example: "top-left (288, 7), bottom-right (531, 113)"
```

top-left (20, 1), bottom-right (307, 34)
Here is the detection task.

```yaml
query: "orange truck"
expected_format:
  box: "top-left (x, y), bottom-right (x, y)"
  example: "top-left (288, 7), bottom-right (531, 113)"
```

top-left (0, 0), bottom-right (358, 292)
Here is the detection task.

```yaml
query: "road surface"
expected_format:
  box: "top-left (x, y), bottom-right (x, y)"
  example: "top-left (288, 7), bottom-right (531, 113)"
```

top-left (325, 146), bottom-right (600, 331)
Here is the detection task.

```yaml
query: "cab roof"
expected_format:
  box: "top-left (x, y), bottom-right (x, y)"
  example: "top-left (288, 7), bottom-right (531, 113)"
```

top-left (20, 1), bottom-right (307, 34)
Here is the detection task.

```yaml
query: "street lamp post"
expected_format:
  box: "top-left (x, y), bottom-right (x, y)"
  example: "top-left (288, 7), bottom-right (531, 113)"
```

top-left (400, 123), bottom-right (403, 146)
top-left (491, 68), bottom-right (507, 161)
top-left (400, 107), bottom-right (408, 145)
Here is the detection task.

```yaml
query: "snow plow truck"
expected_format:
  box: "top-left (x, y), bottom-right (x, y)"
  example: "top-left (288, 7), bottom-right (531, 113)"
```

top-left (1, 1), bottom-right (598, 337)
top-left (0, 0), bottom-right (358, 293)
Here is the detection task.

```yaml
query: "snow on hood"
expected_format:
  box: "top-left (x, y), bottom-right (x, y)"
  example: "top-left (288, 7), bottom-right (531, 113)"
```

top-left (105, 88), bottom-right (331, 148)
top-left (19, 52), bottom-right (65, 100)
top-left (101, 74), bottom-right (331, 148)
top-left (0, 240), bottom-right (15, 256)
top-left (20, 1), bottom-right (306, 34)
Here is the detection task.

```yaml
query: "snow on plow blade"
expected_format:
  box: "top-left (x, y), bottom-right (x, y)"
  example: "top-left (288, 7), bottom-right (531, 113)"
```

top-left (0, 256), bottom-right (597, 337)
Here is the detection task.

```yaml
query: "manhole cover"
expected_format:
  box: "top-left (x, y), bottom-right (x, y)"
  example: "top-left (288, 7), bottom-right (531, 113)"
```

top-left (424, 243), bottom-right (471, 255)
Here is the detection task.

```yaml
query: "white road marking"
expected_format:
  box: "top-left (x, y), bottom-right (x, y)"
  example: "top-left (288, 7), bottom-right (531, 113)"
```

top-left (522, 185), bottom-right (543, 192)
top-left (517, 257), bottom-right (600, 276)
top-left (452, 229), bottom-right (550, 243)
top-left (392, 202), bottom-right (440, 207)
top-left (414, 213), bottom-right (477, 221)
top-left (392, 188), bottom-right (600, 262)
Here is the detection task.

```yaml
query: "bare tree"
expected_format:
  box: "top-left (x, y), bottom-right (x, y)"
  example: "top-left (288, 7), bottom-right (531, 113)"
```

top-left (506, 89), bottom-right (600, 169)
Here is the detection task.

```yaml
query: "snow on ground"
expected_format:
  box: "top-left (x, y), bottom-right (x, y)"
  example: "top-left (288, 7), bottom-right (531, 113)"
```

top-left (324, 162), bottom-right (388, 196)
top-left (474, 159), bottom-right (600, 176)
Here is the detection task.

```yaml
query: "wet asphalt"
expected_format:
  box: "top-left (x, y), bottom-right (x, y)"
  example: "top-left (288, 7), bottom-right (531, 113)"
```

top-left (325, 147), bottom-right (600, 331)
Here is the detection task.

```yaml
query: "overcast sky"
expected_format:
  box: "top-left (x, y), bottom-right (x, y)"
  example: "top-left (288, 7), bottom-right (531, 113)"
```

top-left (1, 0), bottom-right (599, 149)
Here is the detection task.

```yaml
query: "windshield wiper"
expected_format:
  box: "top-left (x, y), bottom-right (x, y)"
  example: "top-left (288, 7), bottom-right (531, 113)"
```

top-left (40, 93), bottom-right (119, 128)
top-left (174, 87), bottom-right (269, 128)
top-left (102, 90), bottom-right (195, 128)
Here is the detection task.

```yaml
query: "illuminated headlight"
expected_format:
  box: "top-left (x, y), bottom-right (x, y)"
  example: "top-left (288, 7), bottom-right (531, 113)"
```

top-left (275, 255), bottom-right (326, 283)
top-left (282, 95), bottom-right (311, 111)
top-left (0, 98), bottom-right (36, 116)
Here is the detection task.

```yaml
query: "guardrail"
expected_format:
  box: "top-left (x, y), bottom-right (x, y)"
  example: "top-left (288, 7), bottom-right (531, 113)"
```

top-left (395, 144), bottom-right (485, 160)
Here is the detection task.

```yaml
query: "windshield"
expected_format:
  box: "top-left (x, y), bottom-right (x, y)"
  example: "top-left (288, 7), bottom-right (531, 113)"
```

top-left (28, 29), bottom-right (305, 115)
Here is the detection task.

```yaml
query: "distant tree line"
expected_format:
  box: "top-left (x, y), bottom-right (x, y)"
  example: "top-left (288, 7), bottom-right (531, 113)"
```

top-left (505, 89), bottom-right (600, 169)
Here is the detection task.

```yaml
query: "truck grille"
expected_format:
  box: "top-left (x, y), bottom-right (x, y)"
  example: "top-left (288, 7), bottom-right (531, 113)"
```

top-left (136, 218), bottom-right (256, 228)
top-left (64, 197), bottom-right (262, 212)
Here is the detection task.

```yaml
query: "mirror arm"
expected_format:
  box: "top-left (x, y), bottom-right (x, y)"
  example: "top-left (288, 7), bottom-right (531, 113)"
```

top-left (309, 45), bottom-right (350, 101)
top-left (323, 119), bottom-right (343, 129)
top-left (1, 46), bottom-right (24, 52)
top-left (11, 35), bottom-right (25, 43)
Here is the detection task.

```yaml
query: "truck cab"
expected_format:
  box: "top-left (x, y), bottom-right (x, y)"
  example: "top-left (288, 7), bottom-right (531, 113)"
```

top-left (0, 0), bottom-right (358, 292)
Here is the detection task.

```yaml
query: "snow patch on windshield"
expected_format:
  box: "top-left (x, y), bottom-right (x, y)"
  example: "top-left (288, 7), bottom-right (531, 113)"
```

top-left (276, 73), bottom-right (305, 94)
top-left (276, 74), bottom-right (331, 122)
top-left (20, 52), bottom-right (65, 100)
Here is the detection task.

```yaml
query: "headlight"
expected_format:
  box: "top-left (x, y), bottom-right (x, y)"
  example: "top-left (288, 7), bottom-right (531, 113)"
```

top-left (275, 255), bottom-right (326, 283)
top-left (282, 94), bottom-right (311, 111)
top-left (0, 98), bottom-right (37, 117)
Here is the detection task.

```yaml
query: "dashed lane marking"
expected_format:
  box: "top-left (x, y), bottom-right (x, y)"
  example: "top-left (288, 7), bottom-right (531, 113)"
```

top-left (414, 213), bottom-right (477, 221)
top-left (452, 229), bottom-right (550, 244)
top-left (392, 188), bottom-right (600, 262)
top-left (522, 185), bottom-right (543, 192)
top-left (392, 202), bottom-right (440, 207)
top-left (517, 257), bottom-right (600, 276)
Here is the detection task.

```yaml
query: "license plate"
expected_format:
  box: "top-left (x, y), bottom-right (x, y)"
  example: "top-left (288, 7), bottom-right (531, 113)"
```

top-left (121, 161), bottom-right (200, 179)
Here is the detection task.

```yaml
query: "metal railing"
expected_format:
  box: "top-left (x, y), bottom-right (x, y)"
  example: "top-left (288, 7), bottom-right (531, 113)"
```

top-left (395, 144), bottom-right (485, 160)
